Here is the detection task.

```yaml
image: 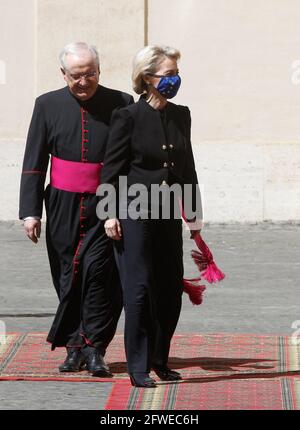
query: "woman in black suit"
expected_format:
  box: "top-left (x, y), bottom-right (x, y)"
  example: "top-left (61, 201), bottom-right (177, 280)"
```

top-left (99, 45), bottom-right (202, 387)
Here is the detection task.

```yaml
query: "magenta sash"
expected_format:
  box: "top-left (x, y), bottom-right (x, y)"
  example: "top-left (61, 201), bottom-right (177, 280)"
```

top-left (50, 156), bottom-right (103, 194)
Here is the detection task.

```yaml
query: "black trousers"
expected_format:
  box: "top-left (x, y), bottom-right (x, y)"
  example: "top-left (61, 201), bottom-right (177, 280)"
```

top-left (114, 217), bottom-right (183, 373)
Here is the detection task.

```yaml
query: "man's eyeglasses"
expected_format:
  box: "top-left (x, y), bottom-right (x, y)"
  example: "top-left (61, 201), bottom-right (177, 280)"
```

top-left (65, 70), bottom-right (98, 82)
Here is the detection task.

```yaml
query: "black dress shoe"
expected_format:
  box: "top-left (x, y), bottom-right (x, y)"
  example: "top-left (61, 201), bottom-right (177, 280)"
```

top-left (83, 346), bottom-right (112, 377)
top-left (152, 366), bottom-right (182, 381)
top-left (129, 373), bottom-right (157, 388)
top-left (59, 347), bottom-right (85, 372)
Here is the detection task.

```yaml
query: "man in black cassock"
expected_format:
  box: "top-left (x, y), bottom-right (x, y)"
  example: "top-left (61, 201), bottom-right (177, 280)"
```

top-left (19, 42), bottom-right (133, 376)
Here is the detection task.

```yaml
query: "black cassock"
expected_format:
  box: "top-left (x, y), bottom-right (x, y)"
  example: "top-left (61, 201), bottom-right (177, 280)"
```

top-left (19, 85), bottom-right (133, 351)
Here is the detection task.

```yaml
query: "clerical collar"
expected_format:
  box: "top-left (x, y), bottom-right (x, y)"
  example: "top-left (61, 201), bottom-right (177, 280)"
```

top-left (68, 85), bottom-right (101, 105)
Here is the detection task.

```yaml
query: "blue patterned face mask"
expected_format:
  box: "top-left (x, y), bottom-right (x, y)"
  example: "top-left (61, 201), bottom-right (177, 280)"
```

top-left (149, 74), bottom-right (182, 99)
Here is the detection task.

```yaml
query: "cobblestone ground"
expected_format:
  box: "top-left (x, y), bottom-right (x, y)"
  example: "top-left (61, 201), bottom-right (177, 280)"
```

top-left (0, 221), bottom-right (299, 409)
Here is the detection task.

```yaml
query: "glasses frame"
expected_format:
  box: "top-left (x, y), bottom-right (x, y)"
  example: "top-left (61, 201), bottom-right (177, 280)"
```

top-left (64, 70), bottom-right (98, 82)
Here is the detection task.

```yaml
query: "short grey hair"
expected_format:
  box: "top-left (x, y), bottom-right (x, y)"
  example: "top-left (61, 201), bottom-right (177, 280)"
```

top-left (59, 42), bottom-right (100, 70)
top-left (132, 45), bottom-right (181, 94)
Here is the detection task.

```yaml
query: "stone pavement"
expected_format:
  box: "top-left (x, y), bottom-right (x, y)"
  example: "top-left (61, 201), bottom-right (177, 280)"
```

top-left (0, 221), bottom-right (300, 409)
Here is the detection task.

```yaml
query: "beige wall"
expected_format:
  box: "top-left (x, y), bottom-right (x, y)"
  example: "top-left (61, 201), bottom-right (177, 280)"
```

top-left (0, 0), bottom-right (35, 138)
top-left (36, 0), bottom-right (144, 95)
top-left (148, 0), bottom-right (300, 222)
top-left (1, 0), bottom-right (300, 221)
top-left (0, 0), bottom-right (36, 220)
top-left (0, 0), bottom-right (144, 220)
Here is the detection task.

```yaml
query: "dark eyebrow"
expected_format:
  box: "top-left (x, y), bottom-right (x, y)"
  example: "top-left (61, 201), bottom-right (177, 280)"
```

top-left (164, 68), bottom-right (179, 74)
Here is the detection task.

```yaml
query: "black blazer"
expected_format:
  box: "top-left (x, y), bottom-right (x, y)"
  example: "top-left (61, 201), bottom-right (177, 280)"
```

top-left (100, 96), bottom-right (201, 218)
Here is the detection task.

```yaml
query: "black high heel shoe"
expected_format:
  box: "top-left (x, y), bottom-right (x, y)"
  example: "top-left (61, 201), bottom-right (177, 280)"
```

top-left (129, 373), bottom-right (157, 388)
top-left (153, 366), bottom-right (182, 381)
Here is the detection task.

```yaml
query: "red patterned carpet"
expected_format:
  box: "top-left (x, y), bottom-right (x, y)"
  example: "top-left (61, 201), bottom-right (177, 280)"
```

top-left (106, 378), bottom-right (300, 410)
top-left (1, 333), bottom-right (300, 409)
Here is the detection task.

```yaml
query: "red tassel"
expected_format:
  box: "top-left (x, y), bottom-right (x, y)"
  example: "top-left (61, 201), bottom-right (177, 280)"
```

top-left (194, 233), bottom-right (214, 262)
top-left (191, 249), bottom-right (225, 283)
top-left (191, 233), bottom-right (225, 283)
top-left (191, 250), bottom-right (210, 271)
top-left (180, 204), bottom-right (225, 304)
top-left (183, 277), bottom-right (206, 305)
top-left (201, 261), bottom-right (225, 283)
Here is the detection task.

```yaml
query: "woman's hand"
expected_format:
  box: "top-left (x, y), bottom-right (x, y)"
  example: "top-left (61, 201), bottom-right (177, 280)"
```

top-left (104, 218), bottom-right (122, 241)
top-left (190, 229), bottom-right (201, 239)
top-left (186, 219), bottom-right (203, 240)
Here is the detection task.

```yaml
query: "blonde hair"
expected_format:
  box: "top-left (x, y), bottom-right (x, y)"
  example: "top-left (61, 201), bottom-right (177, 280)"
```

top-left (132, 45), bottom-right (181, 94)
top-left (59, 42), bottom-right (100, 70)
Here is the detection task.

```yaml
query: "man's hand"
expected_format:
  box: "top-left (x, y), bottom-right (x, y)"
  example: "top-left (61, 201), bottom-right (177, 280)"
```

top-left (104, 218), bottom-right (122, 241)
top-left (24, 219), bottom-right (41, 244)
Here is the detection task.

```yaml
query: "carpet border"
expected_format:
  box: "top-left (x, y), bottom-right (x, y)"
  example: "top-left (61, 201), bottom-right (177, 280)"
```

top-left (0, 375), bottom-right (124, 383)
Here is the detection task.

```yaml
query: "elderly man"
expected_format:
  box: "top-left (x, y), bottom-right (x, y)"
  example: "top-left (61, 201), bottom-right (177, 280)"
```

top-left (19, 42), bottom-right (133, 376)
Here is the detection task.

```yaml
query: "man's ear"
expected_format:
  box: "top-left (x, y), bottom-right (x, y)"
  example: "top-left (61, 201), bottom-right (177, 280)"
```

top-left (61, 68), bottom-right (68, 83)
